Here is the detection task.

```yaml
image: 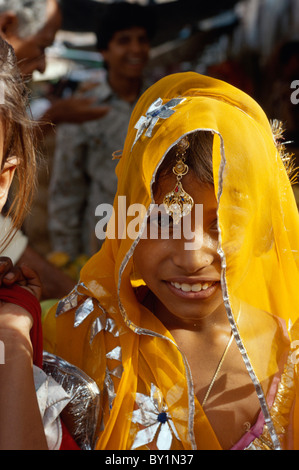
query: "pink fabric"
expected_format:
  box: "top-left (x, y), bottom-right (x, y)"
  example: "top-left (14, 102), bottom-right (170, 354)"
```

top-left (231, 373), bottom-right (281, 449)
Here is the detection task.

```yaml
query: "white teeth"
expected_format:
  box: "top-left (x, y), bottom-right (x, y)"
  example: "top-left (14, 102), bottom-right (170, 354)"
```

top-left (181, 283), bottom-right (192, 292)
top-left (170, 281), bottom-right (214, 292)
top-left (191, 284), bottom-right (202, 292)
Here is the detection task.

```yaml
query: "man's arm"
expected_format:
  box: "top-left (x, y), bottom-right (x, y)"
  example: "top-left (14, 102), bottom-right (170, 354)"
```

top-left (35, 97), bottom-right (109, 137)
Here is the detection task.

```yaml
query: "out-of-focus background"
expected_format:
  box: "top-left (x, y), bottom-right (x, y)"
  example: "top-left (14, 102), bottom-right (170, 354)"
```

top-left (20, 0), bottom-right (299, 296)
top-left (32, 0), bottom-right (299, 108)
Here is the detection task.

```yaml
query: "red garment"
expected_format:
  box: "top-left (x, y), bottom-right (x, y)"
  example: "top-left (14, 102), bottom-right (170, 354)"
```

top-left (0, 284), bottom-right (43, 368)
top-left (60, 421), bottom-right (80, 450)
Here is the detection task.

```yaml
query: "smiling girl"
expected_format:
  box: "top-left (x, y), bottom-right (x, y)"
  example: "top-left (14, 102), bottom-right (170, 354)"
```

top-left (46, 72), bottom-right (299, 450)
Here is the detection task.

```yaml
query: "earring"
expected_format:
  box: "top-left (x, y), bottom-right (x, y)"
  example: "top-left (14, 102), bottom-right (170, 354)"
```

top-left (163, 139), bottom-right (194, 224)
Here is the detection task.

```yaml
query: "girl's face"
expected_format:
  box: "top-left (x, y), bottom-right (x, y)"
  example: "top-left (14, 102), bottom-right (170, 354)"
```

top-left (133, 171), bottom-right (225, 328)
top-left (0, 119), bottom-right (17, 212)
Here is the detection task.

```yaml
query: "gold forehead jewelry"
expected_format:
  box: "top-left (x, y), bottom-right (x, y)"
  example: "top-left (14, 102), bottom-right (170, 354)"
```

top-left (163, 139), bottom-right (194, 224)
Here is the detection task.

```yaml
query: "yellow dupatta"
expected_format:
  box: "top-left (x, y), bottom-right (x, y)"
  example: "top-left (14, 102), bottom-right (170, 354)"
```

top-left (44, 72), bottom-right (299, 450)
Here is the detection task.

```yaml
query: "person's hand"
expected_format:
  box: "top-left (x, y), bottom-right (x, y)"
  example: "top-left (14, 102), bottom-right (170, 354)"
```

top-left (0, 257), bottom-right (41, 300)
top-left (43, 96), bottom-right (110, 125)
top-left (0, 257), bottom-right (41, 336)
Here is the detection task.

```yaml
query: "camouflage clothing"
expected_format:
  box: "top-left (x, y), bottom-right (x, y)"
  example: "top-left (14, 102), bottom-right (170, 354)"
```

top-left (49, 79), bottom-right (146, 259)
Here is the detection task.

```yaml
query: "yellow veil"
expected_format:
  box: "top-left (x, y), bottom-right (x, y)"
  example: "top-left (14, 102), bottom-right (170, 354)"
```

top-left (44, 72), bottom-right (299, 450)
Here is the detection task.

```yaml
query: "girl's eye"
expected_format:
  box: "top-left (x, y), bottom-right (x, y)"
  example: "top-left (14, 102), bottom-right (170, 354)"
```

top-left (148, 213), bottom-right (174, 228)
top-left (159, 214), bottom-right (173, 228)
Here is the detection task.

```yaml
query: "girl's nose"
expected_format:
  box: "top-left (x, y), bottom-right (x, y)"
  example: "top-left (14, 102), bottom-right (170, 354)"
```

top-left (171, 231), bottom-right (216, 274)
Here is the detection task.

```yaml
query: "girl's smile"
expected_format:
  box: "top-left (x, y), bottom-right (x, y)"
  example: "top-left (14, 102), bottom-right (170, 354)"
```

top-left (166, 279), bottom-right (220, 299)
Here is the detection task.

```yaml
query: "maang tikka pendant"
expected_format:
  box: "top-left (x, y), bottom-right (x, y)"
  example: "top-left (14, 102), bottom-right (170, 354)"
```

top-left (163, 140), bottom-right (194, 225)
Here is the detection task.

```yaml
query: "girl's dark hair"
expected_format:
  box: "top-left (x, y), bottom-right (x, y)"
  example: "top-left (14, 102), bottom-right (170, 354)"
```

top-left (153, 131), bottom-right (214, 195)
top-left (0, 36), bottom-right (37, 247)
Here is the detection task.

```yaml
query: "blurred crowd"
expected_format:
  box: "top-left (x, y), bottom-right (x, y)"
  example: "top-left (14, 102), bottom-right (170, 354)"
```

top-left (0, 0), bottom-right (298, 301)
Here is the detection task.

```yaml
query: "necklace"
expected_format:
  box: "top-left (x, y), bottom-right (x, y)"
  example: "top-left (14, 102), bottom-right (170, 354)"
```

top-left (202, 332), bottom-right (234, 408)
top-left (151, 293), bottom-right (236, 408)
